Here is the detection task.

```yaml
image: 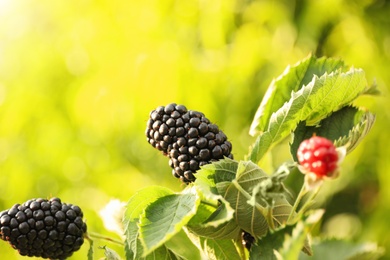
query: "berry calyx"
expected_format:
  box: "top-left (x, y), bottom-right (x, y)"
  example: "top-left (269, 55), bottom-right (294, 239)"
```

top-left (297, 136), bottom-right (338, 178)
top-left (0, 197), bottom-right (87, 259)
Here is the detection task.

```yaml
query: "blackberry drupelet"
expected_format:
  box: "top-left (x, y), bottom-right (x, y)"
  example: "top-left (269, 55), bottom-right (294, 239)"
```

top-left (146, 103), bottom-right (233, 183)
top-left (0, 197), bottom-right (87, 259)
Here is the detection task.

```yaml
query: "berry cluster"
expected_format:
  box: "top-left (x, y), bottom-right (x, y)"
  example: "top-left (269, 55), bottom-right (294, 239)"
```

top-left (146, 103), bottom-right (233, 183)
top-left (0, 197), bottom-right (87, 259)
top-left (297, 136), bottom-right (339, 177)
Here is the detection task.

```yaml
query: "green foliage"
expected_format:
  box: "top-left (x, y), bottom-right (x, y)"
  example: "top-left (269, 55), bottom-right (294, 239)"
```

top-left (291, 106), bottom-right (376, 160)
top-left (298, 239), bottom-right (384, 260)
top-left (1, 0), bottom-right (389, 258)
top-left (138, 190), bottom-right (200, 255)
top-left (115, 55), bottom-right (380, 260)
top-left (249, 55), bottom-right (346, 136)
top-left (100, 246), bottom-right (122, 260)
top-left (123, 186), bottom-right (174, 259)
top-left (249, 57), bottom-right (371, 163)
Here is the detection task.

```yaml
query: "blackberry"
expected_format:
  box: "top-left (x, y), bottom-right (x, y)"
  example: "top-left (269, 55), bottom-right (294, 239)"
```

top-left (0, 197), bottom-right (87, 259)
top-left (146, 103), bottom-right (233, 183)
top-left (242, 231), bottom-right (255, 250)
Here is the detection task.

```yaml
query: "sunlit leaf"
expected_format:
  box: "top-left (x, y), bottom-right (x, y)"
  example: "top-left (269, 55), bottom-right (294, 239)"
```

top-left (250, 54), bottom-right (345, 136)
top-left (123, 186), bottom-right (174, 259)
top-left (100, 246), bottom-right (122, 260)
top-left (138, 187), bottom-right (200, 255)
top-left (290, 106), bottom-right (376, 160)
top-left (249, 67), bottom-right (369, 163)
top-left (222, 162), bottom-right (270, 237)
top-left (249, 210), bottom-right (324, 260)
top-left (87, 239), bottom-right (94, 260)
top-left (164, 229), bottom-right (203, 260)
top-left (187, 214), bottom-right (241, 240)
top-left (188, 160), bottom-right (239, 239)
top-left (142, 245), bottom-right (180, 260)
top-left (199, 237), bottom-right (241, 260)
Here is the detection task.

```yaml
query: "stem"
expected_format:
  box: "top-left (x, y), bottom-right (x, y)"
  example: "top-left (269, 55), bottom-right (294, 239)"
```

top-left (297, 186), bottom-right (321, 215)
top-left (266, 208), bottom-right (275, 231)
top-left (200, 199), bottom-right (219, 208)
top-left (235, 231), bottom-right (247, 260)
top-left (86, 232), bottom-right (124, 246)
top-left (287, 184), bottom-right (308, 224)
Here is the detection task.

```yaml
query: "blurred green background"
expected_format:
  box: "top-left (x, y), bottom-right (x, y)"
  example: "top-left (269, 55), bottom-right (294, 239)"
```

top-left (0, 0), bottom-right (389, 259)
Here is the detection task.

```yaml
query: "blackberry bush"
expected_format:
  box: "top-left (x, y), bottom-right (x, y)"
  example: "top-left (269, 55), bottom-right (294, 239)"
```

top-left (0, 197), bottom-right (87, 259)
top-left (146, 103), bottom-right (233, 183)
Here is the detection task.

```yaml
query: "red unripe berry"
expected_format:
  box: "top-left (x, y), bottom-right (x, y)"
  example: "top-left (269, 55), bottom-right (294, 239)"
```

top-left (297, 136), bottom-right (338, 177)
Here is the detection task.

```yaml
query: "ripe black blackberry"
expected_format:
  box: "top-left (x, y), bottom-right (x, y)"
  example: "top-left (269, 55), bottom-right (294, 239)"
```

top-left (0, 197), bottom-right (87, 259)
top-left (146, 103), bottom-right (233, 183)
top-left (242, 231), bottom-right (255, 250)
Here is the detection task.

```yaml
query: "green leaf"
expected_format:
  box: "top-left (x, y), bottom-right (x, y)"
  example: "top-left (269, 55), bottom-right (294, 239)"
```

top-left (142, 245), bottom-right (181, 260)
top-left (221, 161), bottom-right (293, 237)
top-left (164, 229), bottom-right (203, 260)
top-left (87, 239), bottom-right (94, 260)
top-left (250, 54), bottom-right (345, 136)
top-left (277, 210), bottom-right (324, 259)
top-left (199, 237), bottom-right (241, 260)
top-left (249, 210), bottom-right (323, 260)
top-left (290, 106), bottom-right (376, 160)
top-left (138, 187), bottom-right (200, 256)
top-left (223, 161), bottom-right (270, 237)
top-left (298, 238), bottom-right (384, 260)
top-left (187, 159), bottom-right (239, 239)
top-left (100, 246), bottom-right (122, 260)
top-left (187, 212), bottom-right (241, 240)
top-left (190, 159), bottom-right (293, 240)
top-left (123, 186), bottom-right (174, 260)
top-left (249, 67), bottom-right (369, 163)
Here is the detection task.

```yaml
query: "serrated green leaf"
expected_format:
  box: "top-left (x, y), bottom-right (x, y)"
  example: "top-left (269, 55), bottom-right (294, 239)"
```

top-left (298, 238), bottom-right (384, 260)
top-left (123, 186), bottom-right (174, 260)
top-left (219, 161), bottom-right (294, 238)
top-left (191, 160), bottom-right (294, 240)
top-left (164, 229), bottom-right (203, 260)
top-left (290, 106), bottom-right (376, 160)
top-left (249, 67), bottom-right (369, 163)
top-left (187, 213), bottom-right (241, 240)
top-left (194, 158), bottom-right (237, 202)
top-left (250, 54), bottom-right (345, 136)
top-left (138, 187), bottom-right (200, 256)
top-left (87, 239), bottom-right (94, 260)
top-left (223, 161), bottom-right (270, 237)
top-left (142, 245), bottom-right (181, 260)
top-left (187, 159), bottom-right (239, 239)
top-left (199, 237), bottom-right (241, 260)
top-left (250, 210), bottom-right (323, 260)
top-left (277, 210), bottom-right (324, 259)
top-left (100, 246), bottom-right (122, 260)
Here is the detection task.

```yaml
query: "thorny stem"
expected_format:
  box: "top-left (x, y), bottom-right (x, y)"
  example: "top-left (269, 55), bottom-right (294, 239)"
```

top-left (86, 232), bottom-right (124, 246)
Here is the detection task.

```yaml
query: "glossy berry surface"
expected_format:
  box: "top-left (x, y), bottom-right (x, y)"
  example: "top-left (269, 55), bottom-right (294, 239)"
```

top-left (297, 136), bottom-right (338, 177)
top-left (146, 103), bottom-right (233, 183)
top-left (0, 197), bottom-right (87, 259)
